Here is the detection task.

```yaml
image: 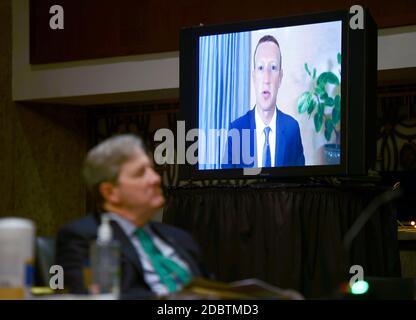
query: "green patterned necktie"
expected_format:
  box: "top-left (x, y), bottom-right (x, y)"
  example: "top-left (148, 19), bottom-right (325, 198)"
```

top-left (134, 228), bottom-right (192, 293)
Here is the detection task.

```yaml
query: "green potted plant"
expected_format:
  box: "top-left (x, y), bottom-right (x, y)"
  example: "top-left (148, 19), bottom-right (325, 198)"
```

top-left (297, 53), bottom-right (341, 164)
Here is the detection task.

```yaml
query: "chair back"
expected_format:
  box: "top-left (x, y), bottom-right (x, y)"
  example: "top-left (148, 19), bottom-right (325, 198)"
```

top-left (35, 236), bottom-right (56, 287)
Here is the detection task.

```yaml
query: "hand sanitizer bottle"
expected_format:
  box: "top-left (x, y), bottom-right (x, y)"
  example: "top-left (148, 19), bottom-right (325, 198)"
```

top-left (89, 215), bottom-right (120, 299)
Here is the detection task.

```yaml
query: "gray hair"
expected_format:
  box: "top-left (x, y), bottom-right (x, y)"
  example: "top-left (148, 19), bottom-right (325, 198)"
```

top-left (83, 134), bottom-right (144, 204)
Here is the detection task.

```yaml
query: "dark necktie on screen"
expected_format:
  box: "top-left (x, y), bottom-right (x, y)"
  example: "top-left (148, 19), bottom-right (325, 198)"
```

top-left (134, 228), bottom-right (192, 293)
top-left (263, 126), bottom-right (272, 167)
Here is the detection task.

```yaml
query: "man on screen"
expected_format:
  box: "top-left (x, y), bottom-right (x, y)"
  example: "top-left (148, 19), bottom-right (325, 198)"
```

top-left (222, 35), bottom-right (305, 168)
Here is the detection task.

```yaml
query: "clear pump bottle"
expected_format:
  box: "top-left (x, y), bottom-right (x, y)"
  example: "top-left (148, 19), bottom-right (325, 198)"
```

top-left (89, 215), bottom-right (120, 299)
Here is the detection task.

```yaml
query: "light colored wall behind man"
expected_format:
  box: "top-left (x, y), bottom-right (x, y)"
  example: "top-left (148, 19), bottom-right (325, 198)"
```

top-left (250, 22), bottom-right (342, 165)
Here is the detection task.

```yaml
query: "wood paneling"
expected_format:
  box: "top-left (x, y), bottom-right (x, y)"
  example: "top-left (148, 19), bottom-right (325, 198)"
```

top-left (1, 0), bottom-right (88, 235)
top-left (30, 0), bottom-right (416, 64)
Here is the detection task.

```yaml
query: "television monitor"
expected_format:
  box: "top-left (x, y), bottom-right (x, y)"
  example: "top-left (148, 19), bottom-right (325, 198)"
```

top-left (179, 9), bottom-right (377, 180)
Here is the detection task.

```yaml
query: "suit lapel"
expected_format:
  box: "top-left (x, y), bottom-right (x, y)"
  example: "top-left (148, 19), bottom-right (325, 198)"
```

top-left (101, 217), bottom-right (202, 278)
top-left (276, 109), bottom-right (286, 166)
top-left (110, 220), bottom-right (143, 274)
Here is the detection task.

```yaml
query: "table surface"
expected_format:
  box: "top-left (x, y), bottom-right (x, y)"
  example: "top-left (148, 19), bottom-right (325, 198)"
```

top-left (398, 227), bottom-right (416, 241)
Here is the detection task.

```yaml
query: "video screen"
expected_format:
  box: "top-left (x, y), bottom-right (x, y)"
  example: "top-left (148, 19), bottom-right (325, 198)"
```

top-left (198, 21), bottom-right (342, 170)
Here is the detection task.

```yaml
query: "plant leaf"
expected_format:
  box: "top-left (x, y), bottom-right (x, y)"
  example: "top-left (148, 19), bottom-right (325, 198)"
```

top-left (317, 72), bottom-right (340, 87)
top-left (317, 102), bottom-right (324, 116)
top-left (332, 95), bottom-right (341, 124)
top-left (314, 85), bottom-right (325, 97)
top-left (332, 106), bottom-right (340, 125)
top-left (296, 91), bottom-right (317, 115)
top-left (307, 94), bottom-right (317, 115)
top-left (325, 97), bottom-right (334, 107)
top-left (297, 92), bottom-right (312, 113)
top-left (320, 92), bottom-right (328, 101)
top-left (335, 95), bottom-right (341, 110)
top-left (314, 112), bottom-right (323, 132)
top-left (324, 118), bottom-right (334, 141)
top-left (337, 52), bottom-right (341, 65)
top-left (312, 68), bottom-right (316, 80)
top-left (304, 63), bottom-right (311, 76)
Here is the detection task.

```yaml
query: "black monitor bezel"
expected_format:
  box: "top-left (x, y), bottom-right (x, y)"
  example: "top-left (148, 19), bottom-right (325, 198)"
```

top-left (180, 10), bottom-right (351, 180)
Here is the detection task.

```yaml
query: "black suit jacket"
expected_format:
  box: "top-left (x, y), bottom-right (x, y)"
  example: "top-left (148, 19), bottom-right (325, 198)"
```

top-left (56, 214), bottom-right (208, 299)
top-left (222, 107), bottom-right (305, 168)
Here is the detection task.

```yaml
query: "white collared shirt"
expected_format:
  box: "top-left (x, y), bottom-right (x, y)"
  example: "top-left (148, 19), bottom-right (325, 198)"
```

top-left (105, 213), bottom-right (191, 296)
top-left (255, 106), bottom-right (277, 167)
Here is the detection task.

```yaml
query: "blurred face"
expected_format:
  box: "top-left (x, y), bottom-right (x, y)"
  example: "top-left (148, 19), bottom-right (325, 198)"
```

top-left (252, 41), bottom-right (283, 112)
top-left (108, 148), bottom-right (165, 222)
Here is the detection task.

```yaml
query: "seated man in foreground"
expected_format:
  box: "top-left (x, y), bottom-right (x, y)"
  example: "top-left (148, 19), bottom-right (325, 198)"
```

top-left (56, 134), bottom-right (208, 299)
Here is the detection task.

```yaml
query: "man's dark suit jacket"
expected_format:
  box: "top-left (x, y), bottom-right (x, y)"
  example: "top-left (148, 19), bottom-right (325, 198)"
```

top-left (56, 214), bottom-right (208, 299)
top-left (222, 107), bottom-right (305, 168)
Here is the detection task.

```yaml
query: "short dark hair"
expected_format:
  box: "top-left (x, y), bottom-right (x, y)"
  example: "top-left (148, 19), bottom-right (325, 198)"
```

top-left (253, 35), bottom-right (282, 70)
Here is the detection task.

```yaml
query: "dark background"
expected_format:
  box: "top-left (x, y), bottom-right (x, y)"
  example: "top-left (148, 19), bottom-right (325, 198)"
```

top-left (30, 0), bottom-right (416, 63)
